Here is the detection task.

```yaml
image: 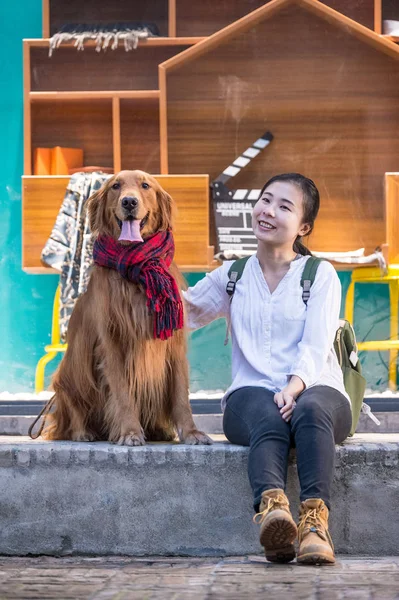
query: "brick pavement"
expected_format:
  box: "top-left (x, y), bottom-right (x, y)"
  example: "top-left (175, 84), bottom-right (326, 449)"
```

top-left (0, 556), bottom-right (399, 599)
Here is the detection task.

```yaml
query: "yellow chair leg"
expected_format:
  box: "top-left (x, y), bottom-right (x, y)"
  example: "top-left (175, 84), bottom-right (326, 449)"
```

top-left (51, 285), bottom-right (61, 346)
top-left (389, 280), bottom-right (399, 391)
top-left (35, 351), bottom-right (58, 394)
top-left (344, 279), bottom-right (355, 325)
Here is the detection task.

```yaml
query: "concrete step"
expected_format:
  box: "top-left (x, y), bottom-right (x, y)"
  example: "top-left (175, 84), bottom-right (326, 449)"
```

top-left (0, 434), bottom-right (398, 557)
top-left (1, 411), bottom-right (398, 436)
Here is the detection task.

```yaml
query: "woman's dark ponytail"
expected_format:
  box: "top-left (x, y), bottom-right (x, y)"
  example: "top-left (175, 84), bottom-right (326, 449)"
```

top-left (260, 173), bottom-right (320, 256)
top-left (293, 237), bottom-right (312, 256)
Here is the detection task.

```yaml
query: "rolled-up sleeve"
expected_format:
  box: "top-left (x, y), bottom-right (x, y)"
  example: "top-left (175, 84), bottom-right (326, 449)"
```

top-left (290, 261), bottom-right (341, 388)
top-left (182, 263), bottom-right (231, 331)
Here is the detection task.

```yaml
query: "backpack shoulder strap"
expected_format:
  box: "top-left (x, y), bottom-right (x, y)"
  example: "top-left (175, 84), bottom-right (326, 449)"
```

top-left (300, 256), bottom-right (323, 305)
top-left (226, 256), bottom-right (251, 297)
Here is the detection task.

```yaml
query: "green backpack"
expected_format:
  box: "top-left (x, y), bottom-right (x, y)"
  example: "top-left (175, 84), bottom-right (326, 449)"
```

top-left (227, 255), bottom-right (367, 435)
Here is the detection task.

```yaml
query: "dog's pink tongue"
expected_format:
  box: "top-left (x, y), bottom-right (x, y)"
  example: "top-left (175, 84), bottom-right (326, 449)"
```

top-left (118, 219), bottom-right (143, 243)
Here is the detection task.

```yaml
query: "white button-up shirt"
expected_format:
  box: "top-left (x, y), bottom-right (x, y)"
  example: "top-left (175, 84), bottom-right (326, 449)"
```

top-left (183, 255), bottom-right (349, 409)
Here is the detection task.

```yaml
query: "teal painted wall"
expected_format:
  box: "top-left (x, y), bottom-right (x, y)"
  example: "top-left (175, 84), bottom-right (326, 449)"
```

top-left (0, 1), bottom-right (60, 393)
top-left (0, 0), bottom-right (393, 393)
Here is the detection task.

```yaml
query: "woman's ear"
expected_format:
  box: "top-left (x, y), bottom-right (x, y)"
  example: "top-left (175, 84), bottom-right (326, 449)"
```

top-left (157, 188), bottom-right (176, 230)
top-left (299, 222), bottom-right (312, 237)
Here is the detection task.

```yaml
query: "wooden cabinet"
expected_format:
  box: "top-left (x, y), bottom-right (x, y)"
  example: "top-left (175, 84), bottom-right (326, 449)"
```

top-left (22, 0), bottom-right (399, 271)
top-left (22, 174), bottom-right (212, 273)
top-left (24, 38), bottom-right (201, 176)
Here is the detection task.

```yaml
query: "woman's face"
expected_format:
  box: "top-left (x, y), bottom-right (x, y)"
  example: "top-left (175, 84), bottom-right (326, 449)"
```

top-left (252, 181), bottom-right (310, 248)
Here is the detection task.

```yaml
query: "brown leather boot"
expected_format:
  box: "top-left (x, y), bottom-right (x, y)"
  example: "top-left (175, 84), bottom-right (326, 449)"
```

top-left (253, 488), bottom-right (297, 563)
top-left (297, 499), bottom-right (335, 565)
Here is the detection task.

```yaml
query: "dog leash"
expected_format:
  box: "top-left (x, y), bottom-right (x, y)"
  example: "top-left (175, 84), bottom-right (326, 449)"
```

top-left (28, 395), bottom-right (56, 440)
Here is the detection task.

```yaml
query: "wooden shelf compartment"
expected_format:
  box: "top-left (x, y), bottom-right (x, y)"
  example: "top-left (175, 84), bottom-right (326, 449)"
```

top-left (27, 42), bottom-right (193, 93)
top-left (382, 0), bottom-right (399, 22)
top-left (28, 95), bottom-right (162, 175)
top-left (22, 175), bottom-right (215, 273)
top-left (320, 0), bottom-right (377, 32)
top-left (317, 2), bottom-right (398, 36)
top-left (175, 0), bottom-right (270, 37)
top-left (30, 99), bottom-right (114, 173)
top-left (44, 0), bottom-right (170, 38)
top-left (120, 98), bottom-right (161, 174)
top-left (381, 0), bottom-right (399, 37)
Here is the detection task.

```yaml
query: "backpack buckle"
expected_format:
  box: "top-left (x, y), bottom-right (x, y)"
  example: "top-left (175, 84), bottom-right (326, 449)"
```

top-left (302, 279), bottom-right (311, 304)
top-left (226, 271), bottom-right (239, 296)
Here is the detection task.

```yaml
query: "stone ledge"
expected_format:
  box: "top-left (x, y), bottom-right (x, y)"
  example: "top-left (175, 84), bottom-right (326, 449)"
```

top-left (2, 412), bottom-right (399, 436)
top-left (0, 434), bottom-right (398, 468)
top-left (0, 434), bottom-right (398, 557)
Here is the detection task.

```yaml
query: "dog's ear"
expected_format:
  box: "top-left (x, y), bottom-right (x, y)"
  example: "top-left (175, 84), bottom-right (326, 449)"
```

top-left (86, 177), bottom-right (114, 237)
top-left (157, 188), bottom-right (176, 231)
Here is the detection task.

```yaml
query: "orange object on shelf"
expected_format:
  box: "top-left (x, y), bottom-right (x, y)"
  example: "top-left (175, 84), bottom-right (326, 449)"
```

top-left (50, 146), bottom-right (83, 175)
top-left (33, 147), bottom-right (52, 175)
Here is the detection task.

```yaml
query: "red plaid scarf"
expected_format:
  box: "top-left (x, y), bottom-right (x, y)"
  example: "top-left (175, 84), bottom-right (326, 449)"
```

top-left (93, 230), bottom-right (183, 340)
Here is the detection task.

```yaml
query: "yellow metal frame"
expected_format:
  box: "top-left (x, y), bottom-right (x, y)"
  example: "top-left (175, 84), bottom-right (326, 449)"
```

top-left (36, 266), bottom-right (399, 391)
top-left (35, 285), bottom-right (67, 393)
top-left (344, 265), bottom-right (399, 390)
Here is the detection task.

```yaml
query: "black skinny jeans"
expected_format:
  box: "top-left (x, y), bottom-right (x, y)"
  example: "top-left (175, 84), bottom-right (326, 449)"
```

top-left (223, 385), bottom-right (352, 511)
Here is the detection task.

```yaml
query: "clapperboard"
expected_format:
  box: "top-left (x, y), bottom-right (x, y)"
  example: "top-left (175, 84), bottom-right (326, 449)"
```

top-left (211, 132), bottom-right (274, 258)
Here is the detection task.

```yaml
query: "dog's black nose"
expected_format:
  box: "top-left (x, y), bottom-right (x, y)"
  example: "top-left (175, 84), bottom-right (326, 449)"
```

top-left (121, 196), bottom-right (138, 210)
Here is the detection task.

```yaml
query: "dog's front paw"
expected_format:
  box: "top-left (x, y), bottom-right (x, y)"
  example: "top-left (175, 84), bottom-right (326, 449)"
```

top-left (117, 432), bottom-right (146, 446)
top-left (182, 430), bottom-right (213, 445)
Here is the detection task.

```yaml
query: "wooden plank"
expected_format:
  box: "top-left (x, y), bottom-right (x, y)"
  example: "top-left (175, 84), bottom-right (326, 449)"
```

top-left (23, 41), bottom-right (31, 175)
top-left (374, 0), bottom-right (382, 34)
top-left (385, 174), bottom-right (399, 264)
top-left (22, 175), bottom-right (213, 272)
top-left (159, 66), bottom-right (169, 174)
top-left (42, 0), bottom-right (49, 38)
top-left (112, 97), bottom-right (121, 173)
top-left (30, 91), bottom-right (161, 101)
top-left (24, 38), bottom-right (205, 48)
top-left (168, 0), bottom-right (177, 37)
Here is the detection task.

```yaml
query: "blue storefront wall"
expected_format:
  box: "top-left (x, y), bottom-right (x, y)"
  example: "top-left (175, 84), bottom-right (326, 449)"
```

top-left (0, 1), bottom-right (393, 393)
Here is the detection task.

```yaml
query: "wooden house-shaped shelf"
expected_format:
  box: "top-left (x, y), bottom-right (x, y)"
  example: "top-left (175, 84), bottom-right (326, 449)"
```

top-left (159, 0), bottom-right (399, 259)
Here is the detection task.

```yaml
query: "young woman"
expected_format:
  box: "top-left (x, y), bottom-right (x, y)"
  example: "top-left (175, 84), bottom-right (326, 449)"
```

top-left (183, 173), bottom-right (352, 565)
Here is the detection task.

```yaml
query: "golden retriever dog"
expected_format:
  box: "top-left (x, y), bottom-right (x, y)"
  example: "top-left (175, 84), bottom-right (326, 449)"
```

top-left (43, 170), bottom-right (211, 446)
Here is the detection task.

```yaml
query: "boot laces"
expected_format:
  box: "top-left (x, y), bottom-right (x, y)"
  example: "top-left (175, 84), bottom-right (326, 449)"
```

top-left (298, 507), bottom-right (334, 550)
top-left (253, 494), bottom-right (288, 524)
